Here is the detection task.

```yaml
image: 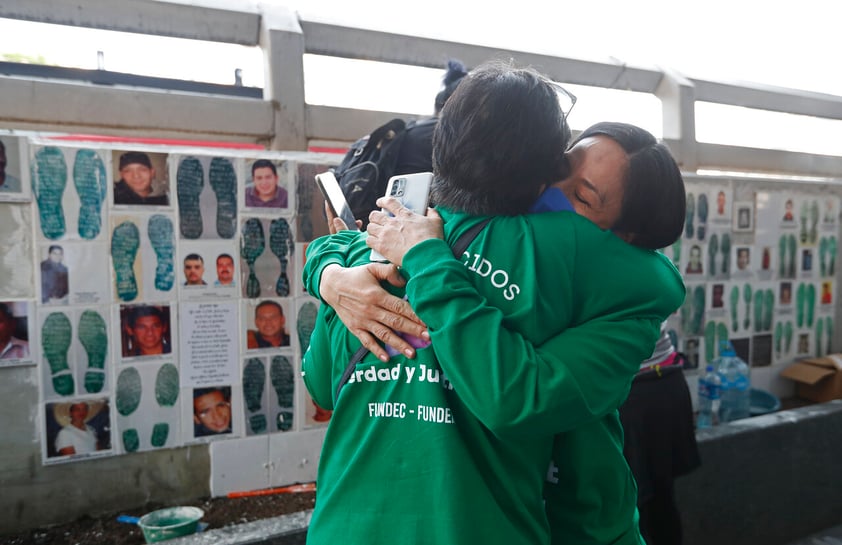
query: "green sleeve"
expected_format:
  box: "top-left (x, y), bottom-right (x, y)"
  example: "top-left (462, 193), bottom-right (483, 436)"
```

top-left (302, 230), bottom-right (373, 300)
top-left (301, 305), bottom-right (339, 410)
top-left (402, 234), bottom-right (681, 438)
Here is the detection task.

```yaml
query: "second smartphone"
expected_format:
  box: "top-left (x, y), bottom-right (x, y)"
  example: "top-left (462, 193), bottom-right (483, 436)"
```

top-left (369, 171), bottom-right (433, 262)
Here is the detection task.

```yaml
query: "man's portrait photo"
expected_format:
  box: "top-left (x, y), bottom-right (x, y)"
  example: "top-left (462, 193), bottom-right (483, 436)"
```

top-left (245, 159), bottom-right (288, 209)
top-left (183, 253), bottom-right (207, 286)
top-left (113, 150), bottom-right (169, 206)
top-left (214, 253), bottom-right (236, 287)
top-left (193, 386), bottom-right (233, 437)
top-left (120, 304), bottom-right (172, 358)
top-left (246, 300), bottom-right (291, 349)
top-left (40, 245), bottom-right (69, 305)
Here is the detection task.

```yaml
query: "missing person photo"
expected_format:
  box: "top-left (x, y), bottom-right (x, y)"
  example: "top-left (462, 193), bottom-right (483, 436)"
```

top-left (0, 301), bottom-right (30, 363)
top-left (113, 150), bottom-right (170, 206)
top-left (120, 304), bottom-right (172, 358)
top-left (244, 159), bottom-right (289, 210)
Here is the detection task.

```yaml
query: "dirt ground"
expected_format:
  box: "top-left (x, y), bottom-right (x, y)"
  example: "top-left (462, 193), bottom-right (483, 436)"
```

top-left (2, 489), bottom-right (315, 545)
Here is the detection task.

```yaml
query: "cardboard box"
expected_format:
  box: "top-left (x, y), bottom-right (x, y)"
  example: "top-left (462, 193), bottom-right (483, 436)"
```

top-left (780, 354), bottom-right (842, 403)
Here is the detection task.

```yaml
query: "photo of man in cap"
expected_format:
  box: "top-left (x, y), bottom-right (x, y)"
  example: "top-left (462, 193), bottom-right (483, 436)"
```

top-left (113, 150), bottom-right (169, 205)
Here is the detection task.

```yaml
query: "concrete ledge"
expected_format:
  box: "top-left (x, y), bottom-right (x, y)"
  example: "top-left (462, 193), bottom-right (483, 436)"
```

top-left (169, 509), bottom-right (311, 545)
top-left (679, 400), bottom-right (842, 545)
top-left (181, 402), bottom-right (842, 545)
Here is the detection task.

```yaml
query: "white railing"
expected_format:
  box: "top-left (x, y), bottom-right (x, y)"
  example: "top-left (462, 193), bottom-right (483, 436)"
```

top-left (1, 0), bottom-right (841, 178)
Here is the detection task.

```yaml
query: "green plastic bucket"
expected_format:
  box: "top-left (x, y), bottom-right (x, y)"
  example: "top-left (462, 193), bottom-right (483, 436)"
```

top-left (137, 506), bottom-right (204, 543)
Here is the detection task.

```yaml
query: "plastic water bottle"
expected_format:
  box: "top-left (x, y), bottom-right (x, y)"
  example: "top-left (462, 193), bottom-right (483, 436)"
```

top-left (716, 341), bottom-right (751, 422)
top-left (697, 365), bottom-right (721, 429)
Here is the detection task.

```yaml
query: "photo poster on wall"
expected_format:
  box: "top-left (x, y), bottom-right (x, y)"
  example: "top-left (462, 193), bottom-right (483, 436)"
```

top-left (12, 136), bottom-right (342, 463)
top-left (674, 182), bottom-right (839, 373)
top-left (0, 203), bottom-right (35, 299)
top-left (0, 300), bottom-right (34, 368)
top-left (169, 153), bottom-right (247, 242)
top-left (239, 215), bottom-right (297, 299)
top-left (42, 395), bottom-right (114, 464)
top-left (0, 133), bottom-right (31, 202)
top-left (242, 156), bottom-right (295, 214)
top-left (29, 141), bottom-right (113, 244)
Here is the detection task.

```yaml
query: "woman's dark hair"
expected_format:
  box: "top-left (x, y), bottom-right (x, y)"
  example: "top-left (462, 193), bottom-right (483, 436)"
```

top-left (434, 59), bottom-right (468, 113)
top-left (572, 122), bottom-right (685, 250)
top-left (432, 60), bottom-right (571, 216)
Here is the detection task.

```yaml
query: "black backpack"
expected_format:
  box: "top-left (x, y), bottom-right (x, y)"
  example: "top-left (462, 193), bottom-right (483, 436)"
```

top-left (331, 118), bottom-right (410, 228)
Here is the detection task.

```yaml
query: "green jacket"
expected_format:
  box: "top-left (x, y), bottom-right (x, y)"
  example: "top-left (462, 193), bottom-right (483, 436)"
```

top-left (302, 208), bottom-right (685, 545)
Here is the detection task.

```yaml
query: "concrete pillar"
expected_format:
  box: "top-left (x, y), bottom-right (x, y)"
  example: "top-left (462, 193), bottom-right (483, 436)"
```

top-left (656, 68), bottom-right (698, 171)
top-left (259, 4), bottom-right (307, 151)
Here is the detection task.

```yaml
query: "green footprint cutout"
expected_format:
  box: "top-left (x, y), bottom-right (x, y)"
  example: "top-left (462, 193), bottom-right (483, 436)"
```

top-left (33, 146), bottom-right (68, 240)
top-left (270, 218), bottom-right (293, 296)
top-left (272, 356), bottom-right (295, 432)
top-left (154, 363), bottom-right (179, 407)
top-left (680, 290), bottom-right (692, 333)
top-left (774, 322), bottom-right (783, 357)
top-left (111, 221), bottom-right (140, 302)
top-left (116, 366), bottom-right (142, 416)
top-left (829, 237), bottom-right (837, 275)
top-left (685, 193), bottom-right (695, 239)
top-left (730, 286), bottom-right (740, 332)
top-left (176, 156), bottom-right (205, 239)
top-left (148, 214), bottom-right (175, 291)
top-left (122, 429), bottom-right (140, 453)
top-left (720, 233), bottom-right (731, 273)
top-left (753, 290), bottom-right (763, 332)
top-left (150, 423), bottom-right (170, 448)
top-left (779, 235), bottom-right (787, 277)
top-left (73, 149), bottom-right (107, 240)
top-left (820, 237), bottom-right (829, 277)
top-left (704, 321), bottom-right (717, 364)
top-left (784, 321), bottom-right (794, 354)
top-left (42, 312), bottom-right (74, 396)
top-left (763, 289), bottom-right (775, 331)
top-left (800, 201), bottom-right (809, 243)
top-left (796, 283), bottom-right (806, 327)
top-left (810, 200), bottom-right (820, 244)
top-left (826, 317), bottom-right (833, 354)
top-left (78, 310), bottom-right (108, 394)
top-left (708, 234), bottom-right (718, 274)
top-left (690, 286), bottom-right (705, 335)
top-left (151, 363), bottom-right (179, 448)
top-left (241, 218), bottom-right (266, 298)
top-left (271, 356), bottom-right (295, 407)
top-left (717, 323), bottom-right (729, 355)
top-left (816, 318), bottom-right (824, 356)
top-left (696, 193), bottom-right (708, 241)
top-left (244, 358), bottom-right (267, 435)
top-left (209, 157), bottom-right (238, 239)
top-left (787, 234), bottom-right (797, 277)
top-left (806, 283), bottom-right (816, 327)
top-left (244, 358), bottom-right (266, 413)
top-left (743, 284), bottom-right (753, 330)
top-left (297, 302), bottom-right (318, 354)
top-left (671, 238), bottom-right (681, 267)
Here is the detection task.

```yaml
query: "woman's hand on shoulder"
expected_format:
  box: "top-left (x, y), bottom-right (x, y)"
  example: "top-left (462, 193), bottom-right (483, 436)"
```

top-left (365, 197), bottom-right (443, 267)
top-left (320, 263), bottom-right (429, 361)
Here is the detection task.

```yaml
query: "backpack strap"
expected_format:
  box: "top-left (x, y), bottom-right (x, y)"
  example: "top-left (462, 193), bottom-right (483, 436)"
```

top-left (334, 218), bottom-right (491, 401)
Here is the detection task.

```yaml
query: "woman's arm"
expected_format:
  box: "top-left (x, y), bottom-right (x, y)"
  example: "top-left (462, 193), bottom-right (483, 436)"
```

top-left (302, 229), bottom-right (429, 361)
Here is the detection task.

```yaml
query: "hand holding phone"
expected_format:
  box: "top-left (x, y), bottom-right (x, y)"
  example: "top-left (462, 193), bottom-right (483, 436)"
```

top-left (315, 171), bottom-right (360, 232)
top-left (369, 172), bottom-right (433, 262)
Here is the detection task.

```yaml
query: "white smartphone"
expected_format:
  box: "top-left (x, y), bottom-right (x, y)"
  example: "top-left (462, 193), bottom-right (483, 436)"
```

top-left (315, 171), bottom-right (360, 232)
top-left (370, 171), bottom-right (433, 262)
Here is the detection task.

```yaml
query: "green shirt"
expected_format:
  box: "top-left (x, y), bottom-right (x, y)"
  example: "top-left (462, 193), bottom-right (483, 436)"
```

top-left (302, 208), bottom-right (685, 545)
